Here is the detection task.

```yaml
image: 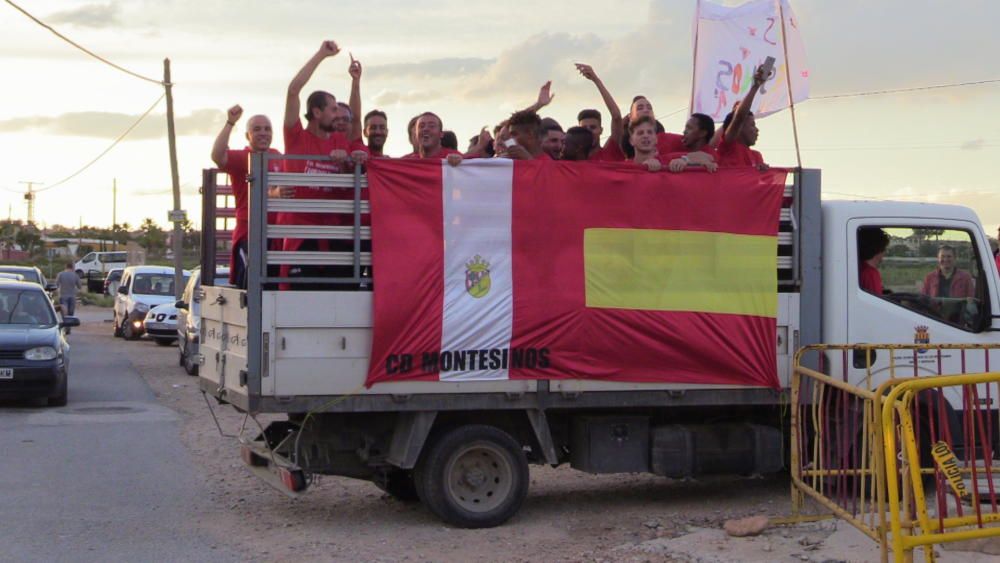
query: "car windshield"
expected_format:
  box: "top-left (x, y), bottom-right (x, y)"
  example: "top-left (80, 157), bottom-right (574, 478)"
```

top-left (133, 273), bottom-right (188, 296)
top-left (0, 288), bottom-right (56, 326)
top-left (0, 268), bottom-right (39, 284)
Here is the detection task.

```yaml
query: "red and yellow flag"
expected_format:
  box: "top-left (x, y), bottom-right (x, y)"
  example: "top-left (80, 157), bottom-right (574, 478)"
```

top-left (366, 159), bottom-right (786, 388)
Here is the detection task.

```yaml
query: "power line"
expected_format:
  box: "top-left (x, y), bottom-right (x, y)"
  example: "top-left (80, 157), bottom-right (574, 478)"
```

top-left (4, 0), bottom-right (164, 86)
top-left (35, 93), bottom-right (165, 193)
top-left (813, 78), bottom-right (1000, 100)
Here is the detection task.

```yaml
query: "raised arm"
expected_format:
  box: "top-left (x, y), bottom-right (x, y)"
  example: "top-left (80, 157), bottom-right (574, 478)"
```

top-left (285, 40), bottom-right (341, 129)
top-left (718, 65), bottom-right (767, 145)
top-left (348, 53), bottom-right (363, 142)
top-left (523, 81), bottom-right (555, 113)
top-left (211, 105), bottom-right (242, 168)
top-left (576, 64), bottom-right (622, 145)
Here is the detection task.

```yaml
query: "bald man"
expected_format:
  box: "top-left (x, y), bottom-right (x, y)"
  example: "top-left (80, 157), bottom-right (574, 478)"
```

top-left (211, 104), bottom-right (283, 288)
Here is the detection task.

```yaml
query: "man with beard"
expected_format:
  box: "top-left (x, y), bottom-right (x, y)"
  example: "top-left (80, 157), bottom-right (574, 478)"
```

top-left (281, 40), bottom-right (370, 288)
top-left (363, 110), bottom-right (388, 157)
top-left (211, 104), bottom-right (283, 288)
top-left (403, 112), bottom-right (463, 166)
top-left (540, 118), bottom-right (565, 160)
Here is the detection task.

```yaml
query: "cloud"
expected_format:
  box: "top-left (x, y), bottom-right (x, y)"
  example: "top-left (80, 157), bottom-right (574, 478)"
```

top-left (46, 3), bottom-right (120, 29)
top-left (371, 89), bottom-right (444, 107)
top-left (365, 58), bottom-right (493, 80)
top-left (0, 109), bottom-right (223, 139)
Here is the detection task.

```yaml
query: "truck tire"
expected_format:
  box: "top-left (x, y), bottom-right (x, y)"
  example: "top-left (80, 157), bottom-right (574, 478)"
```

top-left (373, 469), bottom-right (420, 502)
top-left (414, 425), bottom-right (529, 528)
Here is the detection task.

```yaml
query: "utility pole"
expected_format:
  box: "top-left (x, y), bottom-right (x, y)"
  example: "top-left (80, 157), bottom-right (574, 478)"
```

top-left (18, 181), bottom-right (43, 225)
top-left (164, 58), bottom-right (184, 299)
top-left (112, 178), bottom-right (118, 251)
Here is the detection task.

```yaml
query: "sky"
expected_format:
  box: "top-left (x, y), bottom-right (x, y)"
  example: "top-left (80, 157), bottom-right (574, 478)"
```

top-left (0, 0), bottom-right (998, 231)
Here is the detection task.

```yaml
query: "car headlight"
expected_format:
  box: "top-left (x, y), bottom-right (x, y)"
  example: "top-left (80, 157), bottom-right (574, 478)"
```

top-left (145, 310), bottom-right (155, 320)
top-left (134, 303), bottom-right (150, 313)
top-left (24, 346), bottom-right (58, 361)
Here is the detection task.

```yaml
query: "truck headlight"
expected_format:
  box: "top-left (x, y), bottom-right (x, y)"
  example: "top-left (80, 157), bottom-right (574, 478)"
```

top-left (24, 346), bottom-right (58, 361)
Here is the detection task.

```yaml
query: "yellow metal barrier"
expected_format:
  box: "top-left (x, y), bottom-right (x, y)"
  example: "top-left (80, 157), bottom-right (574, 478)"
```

top-left (791, 344), bottom-right (1000, 563)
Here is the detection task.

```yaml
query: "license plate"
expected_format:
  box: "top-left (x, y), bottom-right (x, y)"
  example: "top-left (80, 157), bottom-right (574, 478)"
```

top-left (0, 368), bottom-right (12, 379)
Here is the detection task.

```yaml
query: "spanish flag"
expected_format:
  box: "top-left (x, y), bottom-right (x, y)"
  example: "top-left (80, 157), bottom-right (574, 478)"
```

top-left (366, 159), bottom-right (785, 388)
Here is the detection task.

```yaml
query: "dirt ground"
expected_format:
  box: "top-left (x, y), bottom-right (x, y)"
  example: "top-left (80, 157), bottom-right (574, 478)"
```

top-left (82, 305), bottom-right (1000, 562)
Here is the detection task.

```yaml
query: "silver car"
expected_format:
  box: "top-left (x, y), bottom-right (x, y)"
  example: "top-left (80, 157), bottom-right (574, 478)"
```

top-left (176, 267), bottom-right (229, 376)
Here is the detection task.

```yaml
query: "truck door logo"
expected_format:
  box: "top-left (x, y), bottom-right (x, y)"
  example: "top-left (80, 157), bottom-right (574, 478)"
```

top-left (914, 325), bottom-right (930, 354)
top-left (465, 255), bottom-right (491, 298)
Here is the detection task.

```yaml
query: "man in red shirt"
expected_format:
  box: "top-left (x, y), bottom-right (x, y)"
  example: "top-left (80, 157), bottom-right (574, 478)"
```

top-left (403, 112), bottom-right (463, 166)
top-left (712, 65), bottom-right (769, 170)
top-left (628, 116), bottom-right (663, 171)
top-left (560, 127), bottom-right (596, 161)
top-left (363, 110), bottom-right (388, 157)
top-left (858, 227), bottom-right (890, 295)
top-left (281, 40), bottom-right (370, 288)
top-left (504, 110), bottom-right (550, 161)
top-left (540, 118), bottom-right (565, 160)
top-left (575, 64), bottom-right (625, 163)
top-left (210, 104), bottom-right (282, 288)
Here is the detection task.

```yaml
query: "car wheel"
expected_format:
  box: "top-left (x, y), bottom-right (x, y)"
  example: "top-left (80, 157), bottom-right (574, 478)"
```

top-left (183, 343), bottom-right (199, 376)
top-left (113, 313), bottom-right (123, 337)
top-left (414, 425), bottom-right (529, 528)
top-left (122, 315), bottom-right (139, 340)
top-left (47, 375), bottom-right (68, 407)
top-left (154, 338), bottom-right (174, 347)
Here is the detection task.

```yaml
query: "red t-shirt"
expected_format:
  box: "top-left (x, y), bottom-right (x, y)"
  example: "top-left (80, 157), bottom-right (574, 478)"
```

top-left (401, 147), bottom-right (462, 159)
top-left (588, 139), bottom-right (626, 162)
top-left (223, 147), bottom-right (282, 244)
top-left (716, 139), bottom-right (764, 167)
top-left (860, 262), bottom-right (883, 295)
top-left (656, 132), bottom-right (685, 155)
top-left (280, 122), bottom-right (364, 227)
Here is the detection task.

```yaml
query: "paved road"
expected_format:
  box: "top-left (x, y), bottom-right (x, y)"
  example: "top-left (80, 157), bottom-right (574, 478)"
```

top-left (0, 309), bottom-right (243, 562)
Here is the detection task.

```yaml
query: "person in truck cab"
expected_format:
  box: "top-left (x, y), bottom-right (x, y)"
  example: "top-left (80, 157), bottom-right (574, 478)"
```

top-left (922, 245), bottom-right (975, 299)
top-left (858, 227), bottom-right (890, 295)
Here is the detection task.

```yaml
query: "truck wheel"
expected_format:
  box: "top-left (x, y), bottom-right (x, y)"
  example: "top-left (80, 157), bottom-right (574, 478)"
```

top-left (414, 425), bottom-right (529, 528)
top-left (373, 469), bottom-right (420, 502)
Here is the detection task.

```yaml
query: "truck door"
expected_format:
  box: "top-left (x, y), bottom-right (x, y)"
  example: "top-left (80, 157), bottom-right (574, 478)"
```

top-left (846, 220), bottom-right (1000, 387)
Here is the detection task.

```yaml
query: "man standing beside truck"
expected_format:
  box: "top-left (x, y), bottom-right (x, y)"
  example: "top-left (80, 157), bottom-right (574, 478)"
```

top-left (56, 262), bottom-right (80, 333)
top-left (211, 104), bottom-right (282, 289)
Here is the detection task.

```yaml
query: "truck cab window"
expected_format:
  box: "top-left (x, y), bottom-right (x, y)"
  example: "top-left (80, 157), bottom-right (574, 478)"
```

top-left (862, 227), bottom-right (989, 332)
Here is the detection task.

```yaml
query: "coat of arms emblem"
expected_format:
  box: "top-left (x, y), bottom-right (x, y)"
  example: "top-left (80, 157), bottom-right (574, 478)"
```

top-left (465, 255), bottom-right (491, 298)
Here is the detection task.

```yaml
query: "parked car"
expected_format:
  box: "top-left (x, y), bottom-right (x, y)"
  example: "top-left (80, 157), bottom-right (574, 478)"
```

top-left (0, 280), bottom-right (78, 406)
top-left (0, 265), bottom-right (55, 293)
top-left (176, 267), bottom-right (230, 376)
top-left (143, 302), bottom-right (179, 346)
top-left (103, 268), bottom-right (123, 296)
top-left (0, 273), bottom-right (25, 281)
top-left (113, 266), bottom-right (190, 340)
top-left (74, 251), bottom-right (128, 278)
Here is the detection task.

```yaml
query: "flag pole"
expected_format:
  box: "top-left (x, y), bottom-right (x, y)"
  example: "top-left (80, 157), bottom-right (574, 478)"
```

top-left (777, 0), bottom-right (803, 169)
top-left (688, 0), bottom-right (701, 117)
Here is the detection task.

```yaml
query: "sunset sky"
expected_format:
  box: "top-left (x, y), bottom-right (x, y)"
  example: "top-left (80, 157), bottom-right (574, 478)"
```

top-left (0, 0), bottom-right (997, 230)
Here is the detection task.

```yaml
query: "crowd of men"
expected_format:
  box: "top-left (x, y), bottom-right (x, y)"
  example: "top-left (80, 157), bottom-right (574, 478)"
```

top-left (212, 40), bottom-right (771, 288)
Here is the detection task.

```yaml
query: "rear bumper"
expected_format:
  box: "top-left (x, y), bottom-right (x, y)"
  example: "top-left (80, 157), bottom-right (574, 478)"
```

top-left (0, 361), bottom-right (65, 399)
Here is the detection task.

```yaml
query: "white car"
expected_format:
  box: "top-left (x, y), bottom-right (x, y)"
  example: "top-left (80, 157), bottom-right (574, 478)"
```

top-left (113, 265), bottom-right (190, 340)
top-left (143, 302), bottom-right (179, 346)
